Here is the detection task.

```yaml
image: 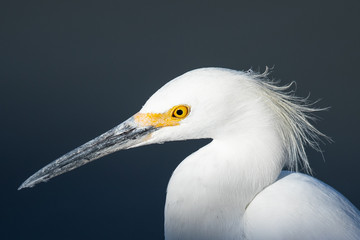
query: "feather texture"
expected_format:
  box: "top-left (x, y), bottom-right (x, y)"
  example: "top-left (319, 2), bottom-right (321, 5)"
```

top-left (245, 67), bottom-right (331, 173)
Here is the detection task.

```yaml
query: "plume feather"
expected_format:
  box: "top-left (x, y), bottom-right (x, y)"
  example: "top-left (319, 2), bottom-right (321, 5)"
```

top-left (245, 67), bottom-right (331, 174)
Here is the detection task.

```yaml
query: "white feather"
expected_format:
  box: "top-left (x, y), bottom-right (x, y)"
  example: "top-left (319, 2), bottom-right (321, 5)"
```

top-left (138, 67), bottom-right (360, 239)
top-left (244, 171), bottom-right (360, 240)
top-left (247, 67), bottom-right (330, 173)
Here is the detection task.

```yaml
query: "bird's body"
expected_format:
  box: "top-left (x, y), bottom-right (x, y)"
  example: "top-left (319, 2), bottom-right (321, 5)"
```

top-left (168, 168), bottom-right (360, 240)
top-left (244, 171), bottom-right (360, 240)
top-left (20, 68), bottom-right (360, 239)
top-left (158, 69), bottom-right (360, 239)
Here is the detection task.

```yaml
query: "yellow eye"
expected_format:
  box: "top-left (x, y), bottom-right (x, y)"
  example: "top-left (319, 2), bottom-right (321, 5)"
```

top-left (172, 105), bottom-right (190, 119)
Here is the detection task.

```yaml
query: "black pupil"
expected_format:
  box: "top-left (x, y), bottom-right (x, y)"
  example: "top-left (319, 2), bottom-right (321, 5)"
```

top-left (176, 109), bottom-right (183, 116)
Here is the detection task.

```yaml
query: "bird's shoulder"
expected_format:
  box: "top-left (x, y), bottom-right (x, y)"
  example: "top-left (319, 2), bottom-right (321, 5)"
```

top-left (243, 171), bottom-right (360, 240)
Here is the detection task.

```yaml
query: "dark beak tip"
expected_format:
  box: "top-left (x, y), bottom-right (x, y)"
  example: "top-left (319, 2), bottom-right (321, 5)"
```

top-left (18, 179), bottom-right (34, 190)
top-left (18, 172), bottom-right (50, 190)
top-left (18, 181), bottom-right (29, 190)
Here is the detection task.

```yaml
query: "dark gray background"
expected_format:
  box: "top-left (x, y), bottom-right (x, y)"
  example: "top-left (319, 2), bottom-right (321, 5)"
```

top-left (1, 1), bottom-right (359, 239)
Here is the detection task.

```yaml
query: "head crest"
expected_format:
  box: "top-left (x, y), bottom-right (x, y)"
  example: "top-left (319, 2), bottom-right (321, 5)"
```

top-left (245, 67), bottom-right (331, 174)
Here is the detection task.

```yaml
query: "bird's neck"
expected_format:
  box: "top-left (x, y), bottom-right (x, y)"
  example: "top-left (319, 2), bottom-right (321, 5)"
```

top-left (165, 124), bottom-right (285, 239)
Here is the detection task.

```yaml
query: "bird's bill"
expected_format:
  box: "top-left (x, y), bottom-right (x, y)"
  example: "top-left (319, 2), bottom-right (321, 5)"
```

top-left (18, 116), bottom-right (157, 190)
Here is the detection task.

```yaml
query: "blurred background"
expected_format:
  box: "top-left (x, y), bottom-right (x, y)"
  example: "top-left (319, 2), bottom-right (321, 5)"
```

top-left (1, 0), bottom-right (359, 239)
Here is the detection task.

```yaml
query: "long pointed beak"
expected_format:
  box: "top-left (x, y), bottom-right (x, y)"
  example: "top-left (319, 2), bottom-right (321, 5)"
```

top-left (18, 116), bottom-right (156, 190)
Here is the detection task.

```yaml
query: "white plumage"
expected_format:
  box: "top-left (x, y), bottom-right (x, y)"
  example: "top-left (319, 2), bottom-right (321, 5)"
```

top-left (20, 67), bottom-right (360, 239)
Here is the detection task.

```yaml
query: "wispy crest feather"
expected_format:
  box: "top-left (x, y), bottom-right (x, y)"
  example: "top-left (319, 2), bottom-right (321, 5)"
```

top-left (245, 67), bottom-right (330, 174)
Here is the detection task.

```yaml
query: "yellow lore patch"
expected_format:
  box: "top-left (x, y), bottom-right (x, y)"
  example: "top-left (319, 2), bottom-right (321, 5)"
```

top-left (134, 105), bottom-right (190, 128)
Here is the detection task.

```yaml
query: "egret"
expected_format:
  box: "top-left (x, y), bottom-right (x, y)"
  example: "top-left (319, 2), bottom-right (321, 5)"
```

top-left (19, 68), bottom-right (360, 239)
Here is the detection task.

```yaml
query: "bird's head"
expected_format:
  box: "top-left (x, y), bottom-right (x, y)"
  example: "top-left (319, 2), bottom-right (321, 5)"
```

top-left (19, 67), bottom-right (325, 189)
top-left (19, 68), bottom-right (261, 189)
top-left (134, 68), bottom-right (261, 145)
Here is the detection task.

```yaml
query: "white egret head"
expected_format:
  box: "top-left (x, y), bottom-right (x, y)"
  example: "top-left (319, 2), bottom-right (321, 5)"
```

top-left (19, 67), bottom-right (326, 189)
top-left (135, 68), bottom-right (265, 144)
